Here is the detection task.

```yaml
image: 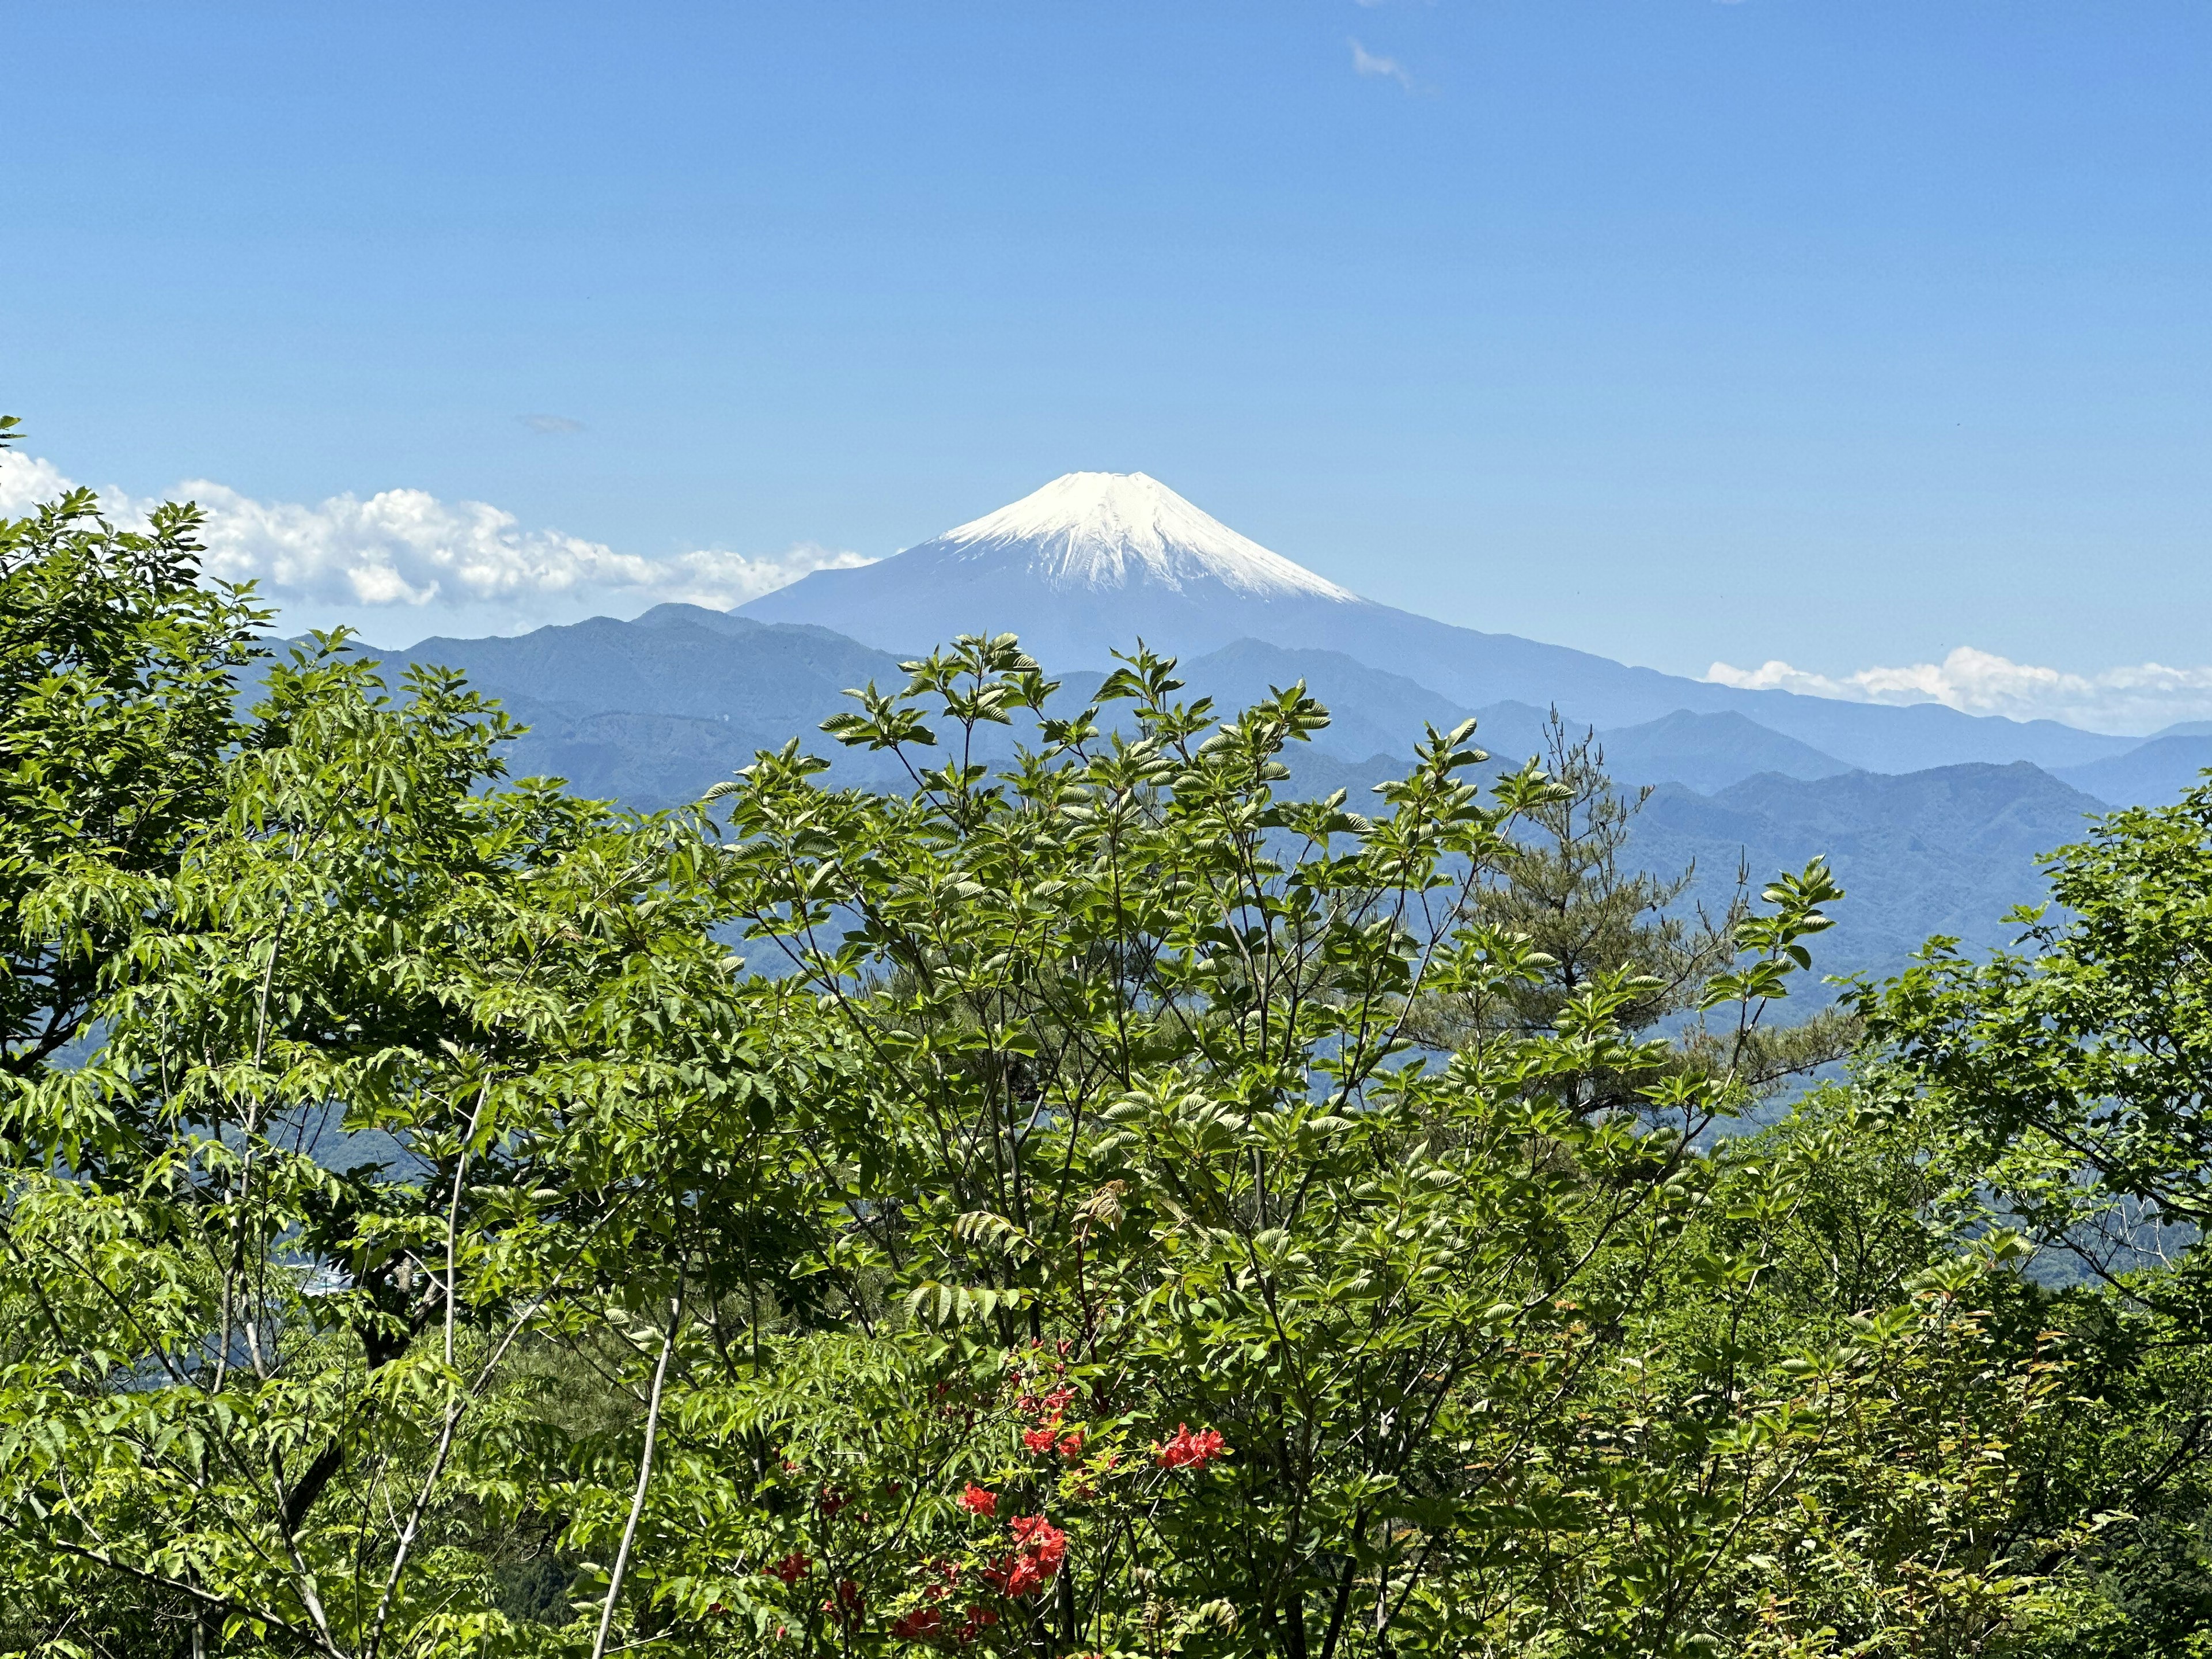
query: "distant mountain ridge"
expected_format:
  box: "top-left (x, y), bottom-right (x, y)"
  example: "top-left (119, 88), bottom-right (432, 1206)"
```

top-left (742, 471), bottom-right (2133, 774)
top-left (2054, 735), bottom-right (2212, 808)
top-left (1635, 763), bottom-right (2109, 980)
top-left (340, 468), bottom-right (2212, 987)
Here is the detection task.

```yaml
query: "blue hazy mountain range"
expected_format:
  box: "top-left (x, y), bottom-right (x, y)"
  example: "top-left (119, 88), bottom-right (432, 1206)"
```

top-left (353, 472), bottom-right (2209, 982)
top-left (741, 473), bottom-right (2133, 775)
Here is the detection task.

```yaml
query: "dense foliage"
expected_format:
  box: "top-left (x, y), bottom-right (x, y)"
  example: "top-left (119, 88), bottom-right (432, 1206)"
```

top-left (7, 448), bottom-right (2212, 1658)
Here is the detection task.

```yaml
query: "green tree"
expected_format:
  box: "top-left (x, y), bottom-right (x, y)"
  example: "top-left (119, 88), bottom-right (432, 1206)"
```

top-left (659, 640), bottom-right (1863, 1658)
top-left (1864, 777), bottom-right (2212, 1244)
top-left (0, 631), bottom-right (828, 1657)
top-left (1407, 715), bottom-right (1856, 1126)
top-left (0, 416), bottom-right (268, 1074)
top-left (0, 440), bottom-right (2149, 1659)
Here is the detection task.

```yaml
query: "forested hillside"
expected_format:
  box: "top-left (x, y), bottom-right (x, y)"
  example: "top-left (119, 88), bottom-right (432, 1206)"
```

top-left (12, 448), bottom-right (2212, 1657)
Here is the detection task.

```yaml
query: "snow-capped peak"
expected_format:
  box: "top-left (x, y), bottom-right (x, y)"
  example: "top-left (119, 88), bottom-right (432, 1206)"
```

top-left (929, 472), bottom-right (1359, 602)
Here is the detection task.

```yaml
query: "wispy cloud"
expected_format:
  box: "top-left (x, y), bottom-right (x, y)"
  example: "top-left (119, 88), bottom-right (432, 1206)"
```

top-left (0, 448), bottom-right (872, 638)
top-left (1349, 39), bottom-right (1416, 92)
top-left (1708, 647), bottom-right (2212, 735)
top-left (520, 414), bottom-right (585, 434)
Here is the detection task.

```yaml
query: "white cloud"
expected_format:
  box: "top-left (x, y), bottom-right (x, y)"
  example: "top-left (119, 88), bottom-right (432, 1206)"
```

top-left (1709, 647), bottom-right (2212, 735)
top-left (0, 449), bottom-right (872, 638)
top-left (1350, 39), bottom-right (1416, 90)
top-left (520, 414), bottom-right (584, 434)
top-left (0, 450), bottom-right (76, 516)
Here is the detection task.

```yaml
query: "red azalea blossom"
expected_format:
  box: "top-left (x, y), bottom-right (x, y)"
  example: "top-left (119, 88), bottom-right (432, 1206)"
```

top-left (1156, 1424), bottom-right (1227, 1471)
top-left (1010, 1515), bottom-right (1068, 1563)
top-left (959, 1482), bottom-right (998, 1517)
top-left (818, 1485), bottom-right (848, 1517)
top-left (1057, 1430), bottom-right (1084, 1459)
top-left (891, 1607), bottom-right (944, 1640)
top-left (824, 1579), bottom-right (863, 1626)
top-left (1037, 1385), bottom-right (1075, 1416)
top-left (957, 1605), bottom-right (1000, 1643)
top-left (1022, 1426), bottom-right (1058, 1453)
top-left (769, 1551), bottom-right (811, 1585)
top-left (986, 1515), bottom-right (1069, 1596)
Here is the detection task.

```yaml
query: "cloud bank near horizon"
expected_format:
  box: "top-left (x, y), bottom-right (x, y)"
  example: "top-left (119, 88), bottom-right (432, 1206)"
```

top-left (0, 451), bottom-right (872, 641)
top-left (1709, 647), bottom-right (2212, 736)
top-left (10, 448), bottom-right (2210, 735)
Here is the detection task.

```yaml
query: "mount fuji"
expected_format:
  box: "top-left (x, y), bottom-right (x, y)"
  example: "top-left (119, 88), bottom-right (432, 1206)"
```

top-left (357, 468), bottom-right (2181, 982)
top-left (741, 471), bottom-right (2128, 774)
top-left (741, 471), bottom-right (1362, 674)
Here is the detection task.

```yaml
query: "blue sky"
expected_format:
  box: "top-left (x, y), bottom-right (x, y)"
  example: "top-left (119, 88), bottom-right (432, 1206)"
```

top-left (5, 2), bottom-right (2211, 728)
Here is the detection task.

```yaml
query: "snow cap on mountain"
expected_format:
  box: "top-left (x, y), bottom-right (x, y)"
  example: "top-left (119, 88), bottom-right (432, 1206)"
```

top-left (929, 471), bottom-right (1358, 603)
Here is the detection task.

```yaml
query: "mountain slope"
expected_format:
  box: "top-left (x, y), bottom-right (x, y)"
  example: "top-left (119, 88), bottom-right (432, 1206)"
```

top-left (742, 472), bottom-right (1363, 673)
top-left (352, 603), bottom-right (2107, 983)
top-left (1632, 763), bottom-right (2107, 980)
top-left (2053, 735), bottom-right (2212, 808)
top-left (1597, 711), bottom-right (1854, 794)
top-left (360, 605), bottom-right (918, 800)
top-left (741, 471), bottom-right (2133, 774)
top-left (381, 604), bottom-right (904, 725)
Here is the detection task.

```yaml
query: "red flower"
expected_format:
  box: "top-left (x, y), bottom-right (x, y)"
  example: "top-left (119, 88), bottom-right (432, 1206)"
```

top-left (1156, 1424), bottom-right (1227, 1471)
top-left (1022, 1426), bottom-right (1059, 1454)
top-left (986, 1515), bottom-right (1069, 1596)
top-left (823, 1579), bottom-right (863, 1627)
top-left (958, 1482), bottom-right (998, 1517)
top-left (1036, 1385), bottom-right (1076, 1417)
top-left (1057, 1430), bottom-right (1085, 1459)
top-left (891, 1607), bottom-right (944, 1640)
top-left (768, 1551), bottom-right (811, 1585)
top-left (956, 1605), bottom-right (999, 1643)
top-left (818, 1485), bottom-right (848, 1517)
top-left (1011, 1515), bottom-right (1067, 1563)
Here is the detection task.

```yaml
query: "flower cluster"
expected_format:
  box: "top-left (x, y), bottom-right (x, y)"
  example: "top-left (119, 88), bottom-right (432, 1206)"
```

top-left (823, 1578), bottom-right (863, 1628)
top-left (1016, 1357), bottom-right (1085, 1460)
top-left (984, 1515), bottom-right (1069, 1598)
top-left (1156, 1424), bottom-right (1227, 1471)
top-left (958, 1483), bottom-right (998, 1518)
top-left (889, 1607), bottom-right (943, 1640)
top-left (958, 1606), bottom-right (1001, 1642)
top-left (1021, 1423), bottom-right (1084, 1457)
top-left (768, 1551), bottom-right (810, 1585)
